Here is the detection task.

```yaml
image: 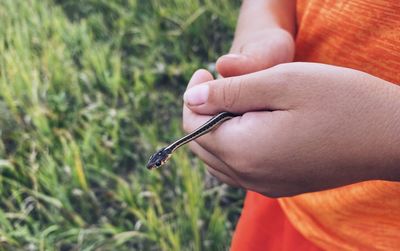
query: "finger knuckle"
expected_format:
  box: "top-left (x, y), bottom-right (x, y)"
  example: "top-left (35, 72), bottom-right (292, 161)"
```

top-left (221, 77), bottom-right (243, 110)
top-left (274, 62), bottom-right (308, 81)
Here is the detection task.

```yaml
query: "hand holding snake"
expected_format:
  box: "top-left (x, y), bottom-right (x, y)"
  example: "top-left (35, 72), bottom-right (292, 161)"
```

top-left (182, 64), bottom-right (400, 197)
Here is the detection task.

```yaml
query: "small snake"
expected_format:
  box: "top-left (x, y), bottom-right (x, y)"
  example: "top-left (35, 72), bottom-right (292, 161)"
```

top-left (146, 112), bottom-right (236, 170)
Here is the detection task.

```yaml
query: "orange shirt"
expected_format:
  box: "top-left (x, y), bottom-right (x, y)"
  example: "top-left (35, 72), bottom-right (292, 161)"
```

top-left (231, 0), bottom-right (400, 250)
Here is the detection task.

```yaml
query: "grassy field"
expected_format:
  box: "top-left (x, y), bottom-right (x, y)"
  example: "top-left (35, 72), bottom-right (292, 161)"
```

top-left (0, 0), bottom-right (244, 250)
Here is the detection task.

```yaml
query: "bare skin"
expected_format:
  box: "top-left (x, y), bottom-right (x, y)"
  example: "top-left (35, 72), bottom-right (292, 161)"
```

top-left (183, 65), bottom-right (400, 197)
top-left (182, 1), bottom-right (400, 197)
top-left (216, 0), bottom-right (296, 77)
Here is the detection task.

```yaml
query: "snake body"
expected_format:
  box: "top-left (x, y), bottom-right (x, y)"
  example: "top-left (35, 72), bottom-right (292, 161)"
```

top-left (146, 112), bottom-right (236, 169)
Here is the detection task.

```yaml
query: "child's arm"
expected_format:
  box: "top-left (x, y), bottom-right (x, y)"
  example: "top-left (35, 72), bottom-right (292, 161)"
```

top-left (234, 0), bottom-right (296, 39)
top-left (217, 0), bottom-right (296, 77)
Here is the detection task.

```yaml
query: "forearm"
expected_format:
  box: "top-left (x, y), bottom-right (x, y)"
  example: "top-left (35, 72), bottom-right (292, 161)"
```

top-left (235, 0), bottom-right (296, 39)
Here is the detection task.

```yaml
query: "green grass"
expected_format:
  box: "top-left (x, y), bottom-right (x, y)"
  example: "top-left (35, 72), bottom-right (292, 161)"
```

top-left (0, 0), bottom-right (244, 250)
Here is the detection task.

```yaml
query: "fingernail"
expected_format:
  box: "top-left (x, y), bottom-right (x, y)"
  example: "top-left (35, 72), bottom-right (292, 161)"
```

top-left (222, 53), bottom-right (244, 59)
top-left (183, 85), bottom-right (209, 106)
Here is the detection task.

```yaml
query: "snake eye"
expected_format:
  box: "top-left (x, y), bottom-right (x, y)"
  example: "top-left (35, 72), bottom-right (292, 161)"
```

top-left (156, 161), bottom-right (161, 166)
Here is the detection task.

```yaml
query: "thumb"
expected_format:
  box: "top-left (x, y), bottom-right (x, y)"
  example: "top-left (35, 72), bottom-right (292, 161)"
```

top-left (183, 69), bottom-right (289, 115)
top-left (216, 32), bottom-right (294, 77)
top-left (216, 42), bottom-right (276, 77)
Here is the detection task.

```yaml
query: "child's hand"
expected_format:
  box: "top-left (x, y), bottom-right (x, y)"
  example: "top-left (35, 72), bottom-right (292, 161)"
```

top-left (216, 28), bottom-right (294, 77)
top-left (182, 64), bottom-right (400, 197)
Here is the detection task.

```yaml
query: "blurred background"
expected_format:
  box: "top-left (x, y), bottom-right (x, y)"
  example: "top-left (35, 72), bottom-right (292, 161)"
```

top-left (0, 0), bottom-right (244, 250)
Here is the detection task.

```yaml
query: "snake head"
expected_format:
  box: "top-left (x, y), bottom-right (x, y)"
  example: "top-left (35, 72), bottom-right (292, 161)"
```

top-left (146, 147), bottom-right (172, 170)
